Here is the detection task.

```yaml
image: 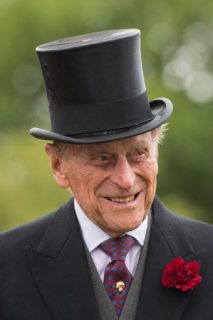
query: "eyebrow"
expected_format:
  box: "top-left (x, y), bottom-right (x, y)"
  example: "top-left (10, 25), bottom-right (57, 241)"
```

top-left (83, 138), bottom-right (151, 155)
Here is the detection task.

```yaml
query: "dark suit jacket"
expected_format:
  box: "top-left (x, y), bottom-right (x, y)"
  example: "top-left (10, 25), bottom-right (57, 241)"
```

top-left (0, 197), bottom-right (212, 320)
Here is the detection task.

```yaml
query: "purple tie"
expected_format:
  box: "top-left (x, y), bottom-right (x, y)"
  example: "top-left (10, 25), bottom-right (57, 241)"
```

top-left (100, 235), bottom-right (136, 317)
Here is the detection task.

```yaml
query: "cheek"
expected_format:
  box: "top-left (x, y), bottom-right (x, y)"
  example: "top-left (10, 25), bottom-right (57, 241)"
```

top-left (144, 161), bottom-right (158, 203)
top-left (138, 161), bottom-right (158, 209)
top-left (139, 160), bottom-right (158, 182)
top-left (61, 162), bottom-right (85, 190)
top-left (67, 167), bottom-right (101, 201)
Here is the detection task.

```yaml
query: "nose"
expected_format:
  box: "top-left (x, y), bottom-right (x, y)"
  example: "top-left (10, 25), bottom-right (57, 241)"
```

top-left (110, 157), bottom-right (135, 190)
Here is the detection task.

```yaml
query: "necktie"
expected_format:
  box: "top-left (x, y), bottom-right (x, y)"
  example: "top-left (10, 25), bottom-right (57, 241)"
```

top-left (100, 235), bottom-right (136, 317)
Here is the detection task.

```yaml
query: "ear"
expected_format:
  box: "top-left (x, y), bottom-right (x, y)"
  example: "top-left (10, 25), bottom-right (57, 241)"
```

top-left (45, 144), bottom-right (70, 189)
top-left (154, 144), bottom-right (159, 175)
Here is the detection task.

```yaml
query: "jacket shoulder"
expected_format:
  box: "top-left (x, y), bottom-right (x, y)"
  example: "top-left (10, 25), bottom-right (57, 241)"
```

top-left (176, 213), bottom-right (213, 246)
top-left (153, 196), bottom-right (213, 250)
top-left (0, 199), bottom-right (75, 256)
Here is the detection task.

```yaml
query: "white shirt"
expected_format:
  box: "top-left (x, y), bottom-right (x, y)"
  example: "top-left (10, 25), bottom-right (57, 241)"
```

top-left (74, 200), bottom-right (148, 282)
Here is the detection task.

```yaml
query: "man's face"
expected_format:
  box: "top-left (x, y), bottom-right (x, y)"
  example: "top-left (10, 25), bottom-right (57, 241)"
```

top-left (48, 133), bottom-right (158, 237)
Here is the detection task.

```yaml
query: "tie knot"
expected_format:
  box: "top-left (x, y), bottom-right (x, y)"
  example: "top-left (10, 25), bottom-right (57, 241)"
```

top-left (100, 235), bottom-right (136, 261)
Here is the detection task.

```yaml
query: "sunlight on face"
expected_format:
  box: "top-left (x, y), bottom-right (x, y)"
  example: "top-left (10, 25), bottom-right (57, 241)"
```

top-left (52, 133), bottom-right (159, 236)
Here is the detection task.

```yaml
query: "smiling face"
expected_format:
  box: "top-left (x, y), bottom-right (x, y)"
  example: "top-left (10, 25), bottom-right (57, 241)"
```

top-left (46, 132), bottom-right (159, 237)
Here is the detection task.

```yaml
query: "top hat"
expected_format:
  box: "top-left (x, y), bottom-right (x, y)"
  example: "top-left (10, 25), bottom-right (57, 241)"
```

top-left (30, 29), bottom-right (173, 144)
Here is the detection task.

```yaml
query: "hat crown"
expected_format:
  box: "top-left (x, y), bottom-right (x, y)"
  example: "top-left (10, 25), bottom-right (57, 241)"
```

top-left (37, 29), bottom-right (146, 108)
top-left (37, 29), bottom-right (140, 52)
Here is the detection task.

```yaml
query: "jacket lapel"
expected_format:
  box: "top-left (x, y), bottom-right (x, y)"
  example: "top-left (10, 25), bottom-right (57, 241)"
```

top-left (135, 197), bottom-right (205, 320)
top-left (26, 200), bottom-right (100, 320)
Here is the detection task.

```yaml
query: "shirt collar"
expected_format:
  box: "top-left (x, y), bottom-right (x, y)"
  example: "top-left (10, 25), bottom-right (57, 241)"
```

top-left (74, 199), bottom-right (149, 253)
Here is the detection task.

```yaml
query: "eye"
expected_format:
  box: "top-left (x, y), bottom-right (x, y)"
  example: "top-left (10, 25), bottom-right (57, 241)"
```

top-left (131, 149), bottom-right (148, 161)
top-left (97, 154), bottom-right (110, 161)
top-left (92, 153), bottom-right (112, 166)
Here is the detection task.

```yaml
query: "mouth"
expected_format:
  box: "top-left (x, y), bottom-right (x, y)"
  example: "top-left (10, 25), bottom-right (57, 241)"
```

top-left (106, 192), bottom-right (140, 204)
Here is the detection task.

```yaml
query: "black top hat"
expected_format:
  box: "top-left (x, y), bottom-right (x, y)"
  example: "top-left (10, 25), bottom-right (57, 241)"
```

top-left (30, 29), bottom-right (173, 144)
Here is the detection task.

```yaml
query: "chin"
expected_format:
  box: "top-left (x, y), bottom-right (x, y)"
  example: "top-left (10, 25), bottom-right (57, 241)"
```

top-left (107, 219), bottom-right (143, 236)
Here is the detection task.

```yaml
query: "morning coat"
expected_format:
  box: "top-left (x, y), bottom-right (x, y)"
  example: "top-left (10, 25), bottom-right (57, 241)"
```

top-left (0, 196), bottom-right (212, 319)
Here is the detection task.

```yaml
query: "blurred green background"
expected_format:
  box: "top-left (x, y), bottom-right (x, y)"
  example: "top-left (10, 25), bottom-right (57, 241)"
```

top-left (1, 0), bottom-right (213, 231)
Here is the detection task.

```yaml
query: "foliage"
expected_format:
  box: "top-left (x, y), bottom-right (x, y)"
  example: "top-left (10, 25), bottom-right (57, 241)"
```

top-left (0, 130), bottom-right (69, 230)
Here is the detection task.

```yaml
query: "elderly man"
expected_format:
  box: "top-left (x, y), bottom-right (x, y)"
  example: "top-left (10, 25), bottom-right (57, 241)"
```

top-left (0, 29), bottom-right (212, 320)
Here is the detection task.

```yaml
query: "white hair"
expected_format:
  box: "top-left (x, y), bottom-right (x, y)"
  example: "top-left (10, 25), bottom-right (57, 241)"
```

top-left (151, 123), bottom-right (168, 145)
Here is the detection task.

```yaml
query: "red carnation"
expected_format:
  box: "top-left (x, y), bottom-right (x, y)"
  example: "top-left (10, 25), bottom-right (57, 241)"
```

top-left (161, 257), bottom-right (202, 292)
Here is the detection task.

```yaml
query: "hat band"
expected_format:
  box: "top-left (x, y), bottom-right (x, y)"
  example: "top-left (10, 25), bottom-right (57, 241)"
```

top-left (67, 118), bottom-right (155, 138)
top-left (50, 92), bottom-right (154, 135)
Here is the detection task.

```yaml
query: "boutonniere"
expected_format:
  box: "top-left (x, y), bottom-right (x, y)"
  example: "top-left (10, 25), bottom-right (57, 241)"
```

top-left (161, 257), bottom-right (202, 292)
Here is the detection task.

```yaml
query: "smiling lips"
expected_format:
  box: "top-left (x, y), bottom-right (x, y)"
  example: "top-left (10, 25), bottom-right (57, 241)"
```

top-left (106, 192), bottom-right (140, 203)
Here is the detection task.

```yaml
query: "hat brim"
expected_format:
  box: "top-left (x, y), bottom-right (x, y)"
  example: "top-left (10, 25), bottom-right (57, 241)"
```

top-left (29, 97), bottom-right (173, 144)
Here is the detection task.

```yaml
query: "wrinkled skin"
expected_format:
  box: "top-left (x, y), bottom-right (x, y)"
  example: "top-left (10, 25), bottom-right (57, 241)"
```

top-left (46, 132), bottom-right (159, 237)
